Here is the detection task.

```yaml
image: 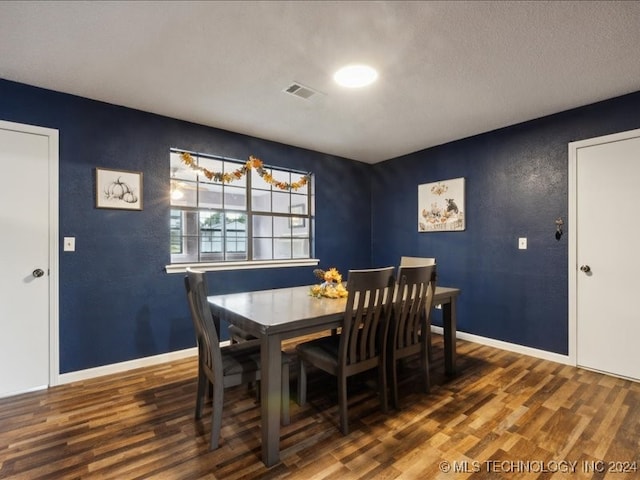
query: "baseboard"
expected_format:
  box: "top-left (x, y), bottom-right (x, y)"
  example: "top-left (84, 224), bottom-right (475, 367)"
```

top-left (431, 326), bottom-right (572, 366)
top-left (56, 330), bottom-right (572, 386)
top-left (58, 347), bottom-right (199, 385)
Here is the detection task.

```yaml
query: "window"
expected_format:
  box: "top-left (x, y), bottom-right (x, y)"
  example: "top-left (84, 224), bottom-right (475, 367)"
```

top-left (169, 150), bottom-right (312, 265)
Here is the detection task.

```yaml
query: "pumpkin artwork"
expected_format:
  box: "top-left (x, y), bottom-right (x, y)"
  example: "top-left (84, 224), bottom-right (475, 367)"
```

top-left (104, 177), bottom-right (138, 204)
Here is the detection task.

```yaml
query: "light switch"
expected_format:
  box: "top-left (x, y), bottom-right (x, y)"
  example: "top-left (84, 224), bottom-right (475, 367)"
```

top-left (518, 237), bottom-right (527, 250)
top-left (64, 237), bottom-right (75, 252)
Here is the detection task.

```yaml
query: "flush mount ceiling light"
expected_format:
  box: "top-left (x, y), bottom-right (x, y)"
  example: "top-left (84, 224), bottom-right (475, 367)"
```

top-left (333, 64), bottom-right (378, 88)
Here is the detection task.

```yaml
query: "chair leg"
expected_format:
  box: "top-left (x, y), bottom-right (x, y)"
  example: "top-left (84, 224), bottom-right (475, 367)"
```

top-left (297, 360), bottom-right (307, 406)
top-left (390, 354), bottom-right (399, 410)
top-left (209, 384), bottom-right (223, 450)
top-left (195, 364), bottom-right (207, 419)
top-left (281, 362), bottom-right (290, 425)
top-left (420, 348), bottom-right (431, 394)
top-left (378, 368), bottom-right (389, 413)
top-left (338, 375), bottom-right (349, 435)
top-left (379, 359), bottom-right (388, 413)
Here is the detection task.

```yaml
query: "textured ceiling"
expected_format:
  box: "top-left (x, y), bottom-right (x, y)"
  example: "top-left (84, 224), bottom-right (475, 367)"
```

top-left (1, 1), bottom-right (640, 163)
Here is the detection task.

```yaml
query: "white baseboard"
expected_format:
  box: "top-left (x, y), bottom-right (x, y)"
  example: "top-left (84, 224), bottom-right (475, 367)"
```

top-left (431, 326), bottom-right (572, 365)
top-left (58, 347), bottom-right (198, 385)
top-left (57, 330), bottom-right (572, 387)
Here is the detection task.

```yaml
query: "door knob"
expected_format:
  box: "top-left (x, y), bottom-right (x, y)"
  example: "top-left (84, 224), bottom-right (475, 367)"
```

top-left (32, 268), bottom-right (45, 278)
top-left (580, 265), bottom-right (591, 273)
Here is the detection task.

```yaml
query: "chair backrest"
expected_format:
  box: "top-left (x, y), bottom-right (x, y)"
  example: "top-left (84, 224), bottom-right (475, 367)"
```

top-left (393, 264), bottom-right (436, 350)
top-left (399, 256), bottom-right (436, 267)
top-left (185, 269), bottom-right (223, 379)
top-left (340, 266), bottom-right (396, 369)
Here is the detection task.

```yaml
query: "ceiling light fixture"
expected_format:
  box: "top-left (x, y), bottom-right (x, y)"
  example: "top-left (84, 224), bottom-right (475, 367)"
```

top-left (333, 64), bottom-right (378, 88)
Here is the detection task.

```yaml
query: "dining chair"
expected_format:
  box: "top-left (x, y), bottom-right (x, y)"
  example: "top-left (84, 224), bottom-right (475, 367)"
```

top-left (399, 256), bottom-right (436, 359)
top-left (296, 266), bottom-right (396, 435)
top-left (184, 269), bottom-right (291, 449)
top-left (399, 256), bottom-right (436, 267)
top-left (388, 264), bottom-right (436, 409)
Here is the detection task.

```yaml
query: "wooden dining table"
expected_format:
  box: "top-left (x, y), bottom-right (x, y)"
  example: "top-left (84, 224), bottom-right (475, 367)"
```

top-left (208, 284), bottom-right (460, 467)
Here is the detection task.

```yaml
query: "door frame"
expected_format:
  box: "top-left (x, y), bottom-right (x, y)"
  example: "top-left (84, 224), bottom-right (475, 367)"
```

top-left (568, 127), bottom-right (640, 367)
top-left (0, 120), bottom-right (59, 388)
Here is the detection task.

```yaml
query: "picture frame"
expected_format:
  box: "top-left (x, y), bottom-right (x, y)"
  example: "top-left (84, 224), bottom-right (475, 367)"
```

top-left (289, 203), bottom-right (306, 228)
top-left (418, 177), bottom-right (465, 232)
top-left (95, 167), bottom-right (143, 210)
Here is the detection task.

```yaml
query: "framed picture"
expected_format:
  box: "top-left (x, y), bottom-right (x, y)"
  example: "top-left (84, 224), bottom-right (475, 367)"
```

top-left (95, 168), bottom-right (143, 210)
top-left (289, 203), bottom-right (306, 228)
top-left (418, 177), bottom-right (465, 232)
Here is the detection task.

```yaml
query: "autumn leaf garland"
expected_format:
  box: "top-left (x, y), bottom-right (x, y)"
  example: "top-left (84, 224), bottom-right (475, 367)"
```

top-left (180, 152), bottom-right (311, 191)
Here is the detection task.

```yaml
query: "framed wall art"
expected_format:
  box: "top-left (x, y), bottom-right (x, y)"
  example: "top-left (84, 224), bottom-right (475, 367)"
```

top-left (418, 177), bottom-right (465, 232)
top-left (96, 167), bottom-right (143, 210)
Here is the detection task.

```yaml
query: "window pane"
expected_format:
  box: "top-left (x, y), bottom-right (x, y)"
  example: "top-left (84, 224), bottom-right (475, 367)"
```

top-left (224, 160), bottom-right (247, 188)
top-left (171, 180), bottom-right (198, 207)
top-left (251, 189), bottom-right (271, 212)
top-left (251, 167), bottom-right (272, 190)
top-left (272, 191), bottom-right (290, 214)
top-left (171, 210), bottom-right (199, 263)
top-left (253, 238), bottom-right (273, 260)
top-left (170, 210), bottom-right (182, 254)
top-left (199, 183), bottom-right (223, 209)
top-left (253, 214), bottom-right (273, 237)
top-left (292, 176), bottom-right (308, 194)
top-left (225, 212), bottom-right (247, 259)
top-left (291, 220), bottom-right (309, 236)
top-left (170, 151), bottom-right (198, 182)
top-left (274, 238), bottom-right (292, 259)
top-left (291, 195), bottom-right (307, 214)
top-left (198, 157), bottom-right (224, 184)
top-left (199, 211), bottom-right (222, 252)
top-left (274, 216), bottom-right (292, 237)
top-left (224, 185), bottom-right (246, 210)
top-left (271, 169), bottom-right (290, 185)
top-left (292, 238), bottom-right (309, 258)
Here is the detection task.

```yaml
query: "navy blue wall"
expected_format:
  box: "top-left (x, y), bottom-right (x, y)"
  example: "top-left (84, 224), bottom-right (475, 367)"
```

top-left (4, 77), bottom-right (640, 369)
top-left (372, 91), bottom-right (640, 354)
top-left (0, 79), bottom-right (372, 373)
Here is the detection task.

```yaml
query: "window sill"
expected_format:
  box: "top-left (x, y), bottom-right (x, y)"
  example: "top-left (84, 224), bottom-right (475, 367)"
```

top-left (165, 258), bottom-right (320, 274)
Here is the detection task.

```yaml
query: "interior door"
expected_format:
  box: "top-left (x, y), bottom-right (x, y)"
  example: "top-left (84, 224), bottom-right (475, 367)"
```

top-left (0, 122), bottom-right (54, 397)
top-left (573, 129), bottom-right (640, 381)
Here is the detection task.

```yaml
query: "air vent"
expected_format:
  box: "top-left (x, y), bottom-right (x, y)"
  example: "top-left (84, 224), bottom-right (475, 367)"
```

top-left (283, 82), bottom-right (324, 101)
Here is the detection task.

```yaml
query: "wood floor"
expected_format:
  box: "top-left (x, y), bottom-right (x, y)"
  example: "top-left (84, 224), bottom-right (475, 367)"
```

top-left (1, 334), bottom-right (639, 480)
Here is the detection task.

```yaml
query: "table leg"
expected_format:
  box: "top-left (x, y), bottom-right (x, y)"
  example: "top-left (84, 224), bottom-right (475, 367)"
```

top-left (442, 298), bottom-right (457, 376)
top-left (260, 334), bottom-right (282, 467)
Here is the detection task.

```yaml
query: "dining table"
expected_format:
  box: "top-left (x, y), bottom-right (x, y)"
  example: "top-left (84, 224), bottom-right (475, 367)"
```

top-left (208, 284), bottom-right (460, 467)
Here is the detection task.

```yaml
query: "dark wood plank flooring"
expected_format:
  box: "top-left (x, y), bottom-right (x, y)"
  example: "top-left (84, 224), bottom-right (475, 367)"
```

top-left (1, 334), bottom-right (639, 479)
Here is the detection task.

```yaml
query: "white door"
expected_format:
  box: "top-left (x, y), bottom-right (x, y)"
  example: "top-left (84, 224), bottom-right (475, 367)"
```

top-left (0, 121), bottom-right (58, 398)
top-left (570, 129), bottom-right (640, 381)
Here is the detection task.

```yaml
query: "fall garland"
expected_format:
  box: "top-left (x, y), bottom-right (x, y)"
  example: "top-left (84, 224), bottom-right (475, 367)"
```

top-left (180, 152), bottom-right (311, 191)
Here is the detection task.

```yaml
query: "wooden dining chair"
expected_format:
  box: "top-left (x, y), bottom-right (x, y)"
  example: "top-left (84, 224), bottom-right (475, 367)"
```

top-left (399, 256), bottom-right (436, 359)
top-left (184, 269), bottom-right (291, 449)
top-left (389, 264), bottom-right (436, 409)
top-left (296, 266), bottom-right (396, 435)
top-left (399, 256), bottom-right (436, 267)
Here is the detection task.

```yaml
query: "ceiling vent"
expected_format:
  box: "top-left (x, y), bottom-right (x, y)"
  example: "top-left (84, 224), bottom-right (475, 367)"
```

top-left (283, 82), bottom-right (324, 101)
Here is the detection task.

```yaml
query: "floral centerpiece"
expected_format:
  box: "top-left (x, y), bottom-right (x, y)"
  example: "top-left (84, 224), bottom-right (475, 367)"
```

top-left (309, 267), bottom-right (348, 299)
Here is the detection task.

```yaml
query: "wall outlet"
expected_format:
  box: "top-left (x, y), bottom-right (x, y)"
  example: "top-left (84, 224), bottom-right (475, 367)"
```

top-left (518, 237), bottom-right (527, 250)
top-left (64, 237), bottom-right (76, 252)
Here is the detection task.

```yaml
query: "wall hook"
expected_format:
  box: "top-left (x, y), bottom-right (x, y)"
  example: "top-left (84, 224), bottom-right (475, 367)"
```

top-left (555, 217), bottom-right (564, 240)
